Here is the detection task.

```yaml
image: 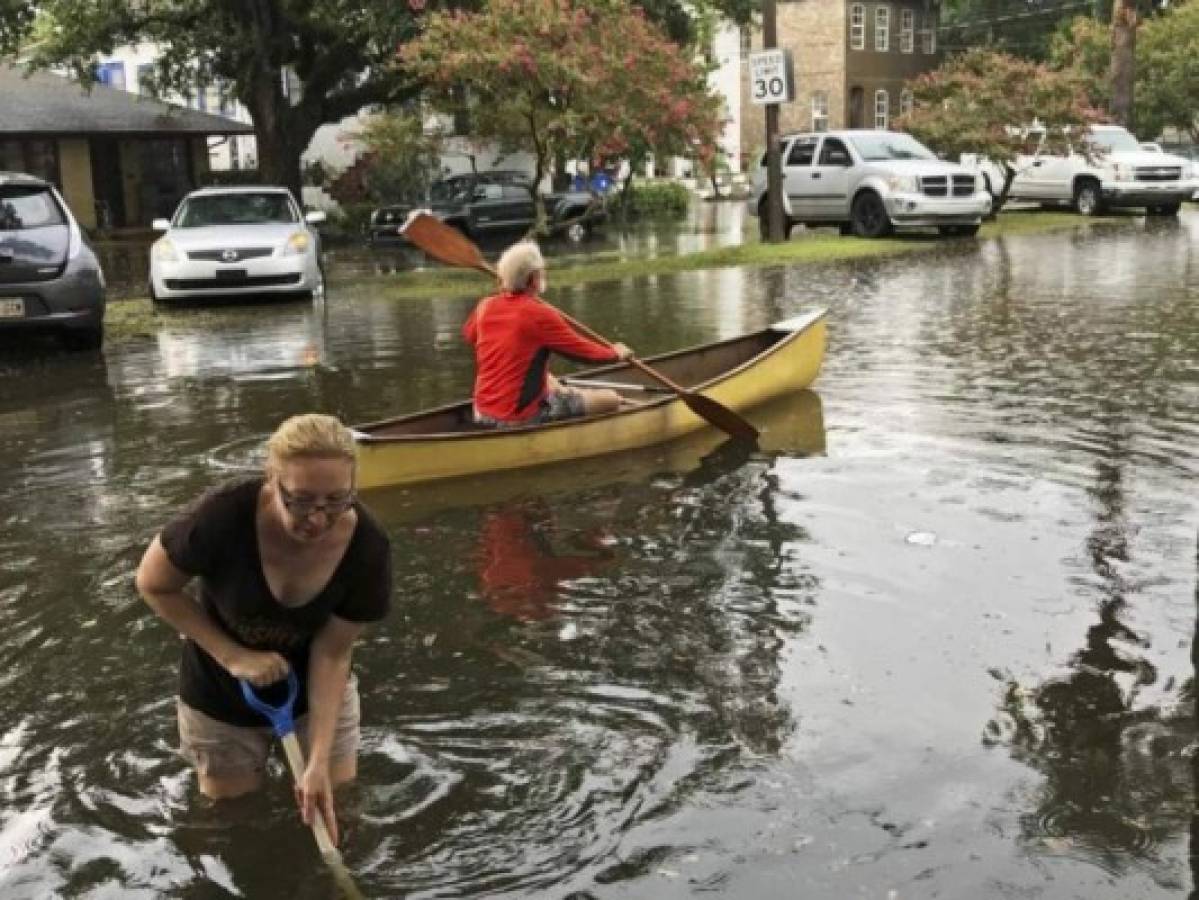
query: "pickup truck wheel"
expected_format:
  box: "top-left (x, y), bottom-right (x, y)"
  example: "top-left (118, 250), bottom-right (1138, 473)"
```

top-left (1073, 180), bottom-right (1104, 216)
top-left (565, 220), bottom-right (588, 242)
top-left (851, 192), bottom-right (893, 238)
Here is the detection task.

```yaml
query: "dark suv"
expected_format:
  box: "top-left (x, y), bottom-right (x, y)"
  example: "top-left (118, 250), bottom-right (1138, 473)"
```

top-left (1, 172), bottom-right (106, 350)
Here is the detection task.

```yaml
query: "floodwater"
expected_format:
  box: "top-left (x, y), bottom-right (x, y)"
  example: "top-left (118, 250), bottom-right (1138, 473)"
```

top-left (2, 205), bottom-right (1198, 899)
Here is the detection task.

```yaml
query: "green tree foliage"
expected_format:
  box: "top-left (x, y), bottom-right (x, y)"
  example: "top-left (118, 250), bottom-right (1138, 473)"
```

top-left (895, 48), bottom-right (1099, 208)
top-left (342, 110), bottom-right (445, 206)
top-left (1052, 3), bottom-right (1199, 140)
top-left (1, 0), bottom-right (425, 197)
top-left (401, 0), bottom-right (724, 232)
top-left (940, 0), bottom-right (1096, 61)
top-left (1131, 0), bottom-right (1199, 141)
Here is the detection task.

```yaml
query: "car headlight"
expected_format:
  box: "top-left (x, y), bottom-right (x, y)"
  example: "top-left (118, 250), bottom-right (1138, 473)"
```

top-left (283, 231), bottom-right (311, 256)
top-left (152, 238), bottom-right (179, 262)
top-left (885, 174), bottom-right (919, 193)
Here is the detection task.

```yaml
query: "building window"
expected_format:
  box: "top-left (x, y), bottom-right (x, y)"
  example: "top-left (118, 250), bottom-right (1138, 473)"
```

top-left (97, 61), bottom-right (126, 90)
top-left (875, 6), bottom-right (890, 52)
top-left (900, 9), bottom-right (914, 53)
top-left (811, 91), bottom-right (830, 132)
top-left (850, 4), bottom-right (865, 50)
top-left (921, 12), bottom-right (937, 53)
top-left (137, 63), bottom-right (156, 96)
top-left (874, 89), bottom-right (889, 129)
top-left (740, 26), bottom-right (752, 57)
top-left (900, 88), bottom-right (913, 117)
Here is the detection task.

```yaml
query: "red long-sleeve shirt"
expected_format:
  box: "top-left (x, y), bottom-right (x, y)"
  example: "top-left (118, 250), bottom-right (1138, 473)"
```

top-left (462, 291), bottom-right (618, 422)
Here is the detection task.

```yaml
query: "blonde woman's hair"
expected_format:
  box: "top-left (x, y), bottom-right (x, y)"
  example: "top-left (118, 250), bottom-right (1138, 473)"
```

top-left (496, 240), bottom-right (545, 293)
top-left (265, 413), bottom-right (356, 467)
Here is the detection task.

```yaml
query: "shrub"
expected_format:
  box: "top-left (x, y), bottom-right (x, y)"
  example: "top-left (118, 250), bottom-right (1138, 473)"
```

top-left (609, 180), bottom-right (691, 219)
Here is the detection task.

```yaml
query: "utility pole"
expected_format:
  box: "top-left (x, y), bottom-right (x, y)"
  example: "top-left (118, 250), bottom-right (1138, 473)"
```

top-left (762, 0), bottom-right (786, 242)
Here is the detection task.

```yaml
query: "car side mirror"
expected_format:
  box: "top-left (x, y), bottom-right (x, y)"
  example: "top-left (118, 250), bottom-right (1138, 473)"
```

top-left (152, 218), bottom-right (171, 231)
top-left (304, 210), bottom-right (326, 225)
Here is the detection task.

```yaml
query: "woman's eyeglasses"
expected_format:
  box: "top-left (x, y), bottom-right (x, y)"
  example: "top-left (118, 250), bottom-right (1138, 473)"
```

top-left (278, 484), bottom-right (355, 519)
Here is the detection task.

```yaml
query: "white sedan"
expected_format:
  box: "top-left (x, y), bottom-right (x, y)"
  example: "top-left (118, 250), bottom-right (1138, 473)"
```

top-left (149, 186), bottom-right (325, 302)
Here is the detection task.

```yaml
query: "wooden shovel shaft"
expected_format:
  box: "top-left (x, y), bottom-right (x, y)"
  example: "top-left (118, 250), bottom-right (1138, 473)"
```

top-left (280, 733), bottom-right (365, 900)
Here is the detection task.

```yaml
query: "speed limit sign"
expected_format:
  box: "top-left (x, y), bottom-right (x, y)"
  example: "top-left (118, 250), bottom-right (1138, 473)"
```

top-left (749, 49), bottom-right (794, 105)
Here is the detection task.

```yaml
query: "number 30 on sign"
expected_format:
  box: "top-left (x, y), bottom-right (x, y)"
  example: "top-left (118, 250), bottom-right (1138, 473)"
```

top-left (749, 49), bottom-right (794, 105)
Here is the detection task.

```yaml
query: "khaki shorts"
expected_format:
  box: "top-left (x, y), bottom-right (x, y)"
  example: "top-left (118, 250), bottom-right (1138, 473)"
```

top-left (177, 674), bottom-right (361, 777)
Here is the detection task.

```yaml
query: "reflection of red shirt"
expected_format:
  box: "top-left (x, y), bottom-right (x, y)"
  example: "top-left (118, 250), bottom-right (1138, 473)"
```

top-left (476, 510), bottom-right (607, 621)
top-left (463, 291), bottom-right (616, 421)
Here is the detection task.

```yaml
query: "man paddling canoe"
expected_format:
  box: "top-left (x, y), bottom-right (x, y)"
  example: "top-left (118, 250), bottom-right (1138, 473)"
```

top-left (464, 240), bottom-right (633, 427)
top-left (135, 414), bottom-right (391, 845)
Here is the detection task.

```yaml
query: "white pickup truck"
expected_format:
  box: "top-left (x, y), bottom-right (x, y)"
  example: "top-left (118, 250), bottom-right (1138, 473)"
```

top-left (966, 124), bottom-right (1195, 216)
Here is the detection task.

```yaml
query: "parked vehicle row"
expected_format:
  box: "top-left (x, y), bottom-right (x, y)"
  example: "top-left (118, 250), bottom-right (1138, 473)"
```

top-left (748, 130), bottom-right (992, 239)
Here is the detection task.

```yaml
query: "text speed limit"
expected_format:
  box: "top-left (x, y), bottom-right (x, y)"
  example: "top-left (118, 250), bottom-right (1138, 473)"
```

top-left (749, 49), bottom-right (794, 105)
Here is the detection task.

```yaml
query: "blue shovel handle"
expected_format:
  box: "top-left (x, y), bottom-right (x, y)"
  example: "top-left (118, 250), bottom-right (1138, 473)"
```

top-left (239, 670), bottom-right (299, 738)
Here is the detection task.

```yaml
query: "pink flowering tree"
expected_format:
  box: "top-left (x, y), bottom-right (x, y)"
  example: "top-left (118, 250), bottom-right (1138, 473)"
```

top-left (400, 0), bottom-right (723, 231)
top-left (895, 49), bottom-right (1100, 212)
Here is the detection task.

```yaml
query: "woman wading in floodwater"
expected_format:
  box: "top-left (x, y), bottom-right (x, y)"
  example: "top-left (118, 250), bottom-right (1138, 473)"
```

top-left (135, 413), bottom-right (391, 844)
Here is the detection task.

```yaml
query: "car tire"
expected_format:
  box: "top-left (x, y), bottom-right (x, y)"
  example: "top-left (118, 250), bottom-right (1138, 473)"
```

top-left (850, 192), bottom-right (893, 238)
top-left (565, 220), bottom-right (589, 243)
top-left (1147, 203), bottom-right (1181, 217)
top-left (1073, 179), bottom-right (1104, 216)
top-left (61, 326), bottom-right (103, 352)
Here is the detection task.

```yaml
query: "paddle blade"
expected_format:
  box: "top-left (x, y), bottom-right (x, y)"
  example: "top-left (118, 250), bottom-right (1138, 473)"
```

top-left (401, 211), bottom-right (496, 276)
top-left (681, 391), bottom-right (759, 443)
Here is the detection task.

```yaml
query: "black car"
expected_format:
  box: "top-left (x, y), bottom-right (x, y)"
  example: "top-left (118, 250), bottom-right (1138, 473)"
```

top-left (370, 170), bottom-right (604, 245)
top-left (1, 172), bottom-right (106, 350)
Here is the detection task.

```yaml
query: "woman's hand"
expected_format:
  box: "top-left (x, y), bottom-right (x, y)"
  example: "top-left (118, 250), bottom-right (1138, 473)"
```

top-left (225, 649), bottom-right (290, 686)
top-left (297, 758), bottom-right (339, 846)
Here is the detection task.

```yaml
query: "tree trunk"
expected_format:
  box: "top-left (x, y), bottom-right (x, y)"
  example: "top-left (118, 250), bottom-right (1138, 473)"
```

top-left (255, 122), bottom-right (307, 202)
top-left (1110, 0), bottom-right (1137, 129)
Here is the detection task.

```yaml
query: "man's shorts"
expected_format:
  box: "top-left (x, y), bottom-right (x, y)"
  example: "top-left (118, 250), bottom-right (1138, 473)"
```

top-left (177, 674), bottom-right (361, 777)
top-left (475, 386), bottom-right (588, 428)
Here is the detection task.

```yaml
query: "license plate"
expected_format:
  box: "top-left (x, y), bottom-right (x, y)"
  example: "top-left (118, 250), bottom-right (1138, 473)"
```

top-left (0, 298), bottom-right (23, 318)
top-left (216, 268), bottom-right (247, 280)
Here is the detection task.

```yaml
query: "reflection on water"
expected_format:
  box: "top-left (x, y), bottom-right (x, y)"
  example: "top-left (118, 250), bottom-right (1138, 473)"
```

top-left (2, 209), bottom-right (1199, 898)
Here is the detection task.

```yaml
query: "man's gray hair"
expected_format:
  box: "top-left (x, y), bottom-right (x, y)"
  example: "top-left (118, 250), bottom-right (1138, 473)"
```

top-left (496, 240), bottom-right (545, 293)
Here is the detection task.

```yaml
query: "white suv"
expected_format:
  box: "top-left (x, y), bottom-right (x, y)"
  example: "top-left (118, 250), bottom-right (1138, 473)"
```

top-left (1004, 124), bottom-right (1194, 216)
top-left (749, 130), bottom-right (991, 239)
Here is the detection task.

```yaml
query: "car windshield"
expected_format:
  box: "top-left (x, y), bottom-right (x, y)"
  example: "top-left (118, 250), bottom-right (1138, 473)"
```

top-left (175, 192), bottom-right (297, 227)
top-left (0, 186), bottom-right (65, 231)
top-left (849, 133), bottom-right (937, 161)
top-left (429, 178), bottom-right (473, 204)
top-left (1085, 128), bottom-right (1141, 153)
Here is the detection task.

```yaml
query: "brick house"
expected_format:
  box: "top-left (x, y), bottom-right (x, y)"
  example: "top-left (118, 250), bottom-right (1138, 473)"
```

top-left (740, 0), bottom-right (942, 162)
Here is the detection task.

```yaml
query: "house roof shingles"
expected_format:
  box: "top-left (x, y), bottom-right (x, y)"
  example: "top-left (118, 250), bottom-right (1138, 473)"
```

top-left (0, 64), bottom-right (254, 137)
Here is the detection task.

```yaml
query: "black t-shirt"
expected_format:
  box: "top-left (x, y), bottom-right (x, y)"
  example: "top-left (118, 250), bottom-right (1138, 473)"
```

top-left (159, 477), bottom-right (392, 726)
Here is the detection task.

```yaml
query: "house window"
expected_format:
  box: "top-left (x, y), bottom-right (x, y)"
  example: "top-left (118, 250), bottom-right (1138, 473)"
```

top-left (812, 91), bottom-right (830, 132)
top-left (195, 81), bottom-right (208, 112)
top-left (137, 63), bottom-right (156, 96)
top-left (874, 89), bottom-right (889, 129)
top-left (875, 6), bottom-right (890, 52)
top-left (900, 89), bottom-right (913, 117)
top-left (97, 61), bottom-right (126, 90)
top-left (921, 12), bottom-right (937, 53)
top-left (740, 26), bottom-right (753, 57)
top-left (850, 4), bottom-right (865, 50)
top-left (900, 9), bottom-right (914, 53)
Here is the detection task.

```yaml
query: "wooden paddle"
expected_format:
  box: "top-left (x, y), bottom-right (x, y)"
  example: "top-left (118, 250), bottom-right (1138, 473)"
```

top-left (400, 211), bottom-right (759, 442)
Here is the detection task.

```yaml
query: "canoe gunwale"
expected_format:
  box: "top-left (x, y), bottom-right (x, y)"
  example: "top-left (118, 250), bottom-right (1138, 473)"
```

top-left (353, 309), bottom-right (827, 444)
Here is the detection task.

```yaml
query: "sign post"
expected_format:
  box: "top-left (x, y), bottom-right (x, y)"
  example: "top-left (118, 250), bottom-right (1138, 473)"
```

top-left (752, 2), bottom-right (794, 243)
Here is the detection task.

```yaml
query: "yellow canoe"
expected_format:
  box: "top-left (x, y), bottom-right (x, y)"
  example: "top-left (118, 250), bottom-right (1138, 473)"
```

top-left (353, 308), bottom-right (827, 490)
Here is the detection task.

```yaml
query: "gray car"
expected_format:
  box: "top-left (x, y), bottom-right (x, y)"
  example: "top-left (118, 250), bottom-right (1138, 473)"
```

top-left (0, 172), bottom-right (106, 351)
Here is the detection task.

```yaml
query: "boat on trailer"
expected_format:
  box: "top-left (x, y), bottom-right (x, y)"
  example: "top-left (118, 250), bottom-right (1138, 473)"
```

top-left (352, 308), bottom-right (827, 490)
